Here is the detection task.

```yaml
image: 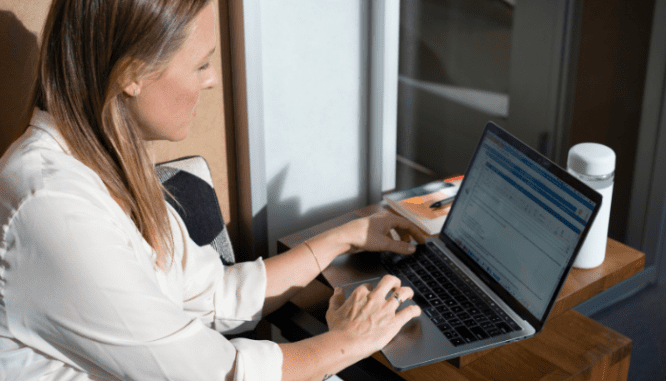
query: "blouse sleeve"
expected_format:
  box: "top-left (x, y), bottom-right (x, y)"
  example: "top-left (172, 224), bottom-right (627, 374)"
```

top-left (3, 190), bottom-right (282, 381)
top-left (172, 204), bottom-right (285, 380)
top-left (174, 205), bottom-right (266, 334)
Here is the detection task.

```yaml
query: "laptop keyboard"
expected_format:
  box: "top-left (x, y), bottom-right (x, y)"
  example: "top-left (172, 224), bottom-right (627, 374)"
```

top-left (380, 243), bottom-right (522, 347)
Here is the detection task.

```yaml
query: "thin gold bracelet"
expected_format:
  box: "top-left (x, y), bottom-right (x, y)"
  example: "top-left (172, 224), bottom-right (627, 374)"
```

top-left (304, 240), bottom-right (323, 274)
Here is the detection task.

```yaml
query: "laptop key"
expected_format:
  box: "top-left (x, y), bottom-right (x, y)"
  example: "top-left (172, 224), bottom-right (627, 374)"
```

top-left (435, 306), bottom-right (449, 313)
top-left (442, 312), bottom-right (455, 320)
top-left (457, 281), bottom-right (471, 290)
top-left (450, 306), bottom-right (463, 313)
top-left (454, 295), bottom-right (468, 303)
top-left (423, 307), bottom-right (438, 318)
top-left (451, 338), bottom-right (466, 347)
top-left (424, 292), bottom-right (437, 300)
top-left (480, 321), bottom-right (494, 329)
top-left (445, 299), bottom-right (457, 307)
top-left (474, 314), bottom-right (488, 322)
top-left (487, 328), bottom-right (502, 337)
top-left (412, 294), bottom-right (430, 307)
top-left (443, 330), bottom-right (457, 339)
top-left (454, 326), bottom-right (478, 343)
top-left (451, 278), bottom-right (465, 286)
top-left (496, 322), bottom-right (513, 334)
top-left (470, 326), bottom-right (490, 340)
top-left (457, 312), bottom-right (471, 320)
top-left (430, 299), bottom-right (443, 306)
top-left (463, 319), bottom-right (477, 328)
top-left (396, 263), bottom-right (411, 273)
top-left (431, 316), bottom-right (445, 325)
top-left (448, 318), bottom-right (462, 327)
top-left (437, 323), bottom-right (452, 332)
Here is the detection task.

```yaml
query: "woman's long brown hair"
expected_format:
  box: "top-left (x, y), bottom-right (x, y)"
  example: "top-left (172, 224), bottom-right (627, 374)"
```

top-left (31, 0), bottom-right (211, 270)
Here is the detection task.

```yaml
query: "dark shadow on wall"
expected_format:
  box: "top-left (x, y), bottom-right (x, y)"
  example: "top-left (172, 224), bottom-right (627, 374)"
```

top-left (0, 11), bottom-right (39, 156)
top-left (267, 165), bottom-right (368, 257)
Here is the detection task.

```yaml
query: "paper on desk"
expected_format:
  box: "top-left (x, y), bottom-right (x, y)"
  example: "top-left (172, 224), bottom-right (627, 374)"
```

top-left (385, 187), bottom-right (459, 235)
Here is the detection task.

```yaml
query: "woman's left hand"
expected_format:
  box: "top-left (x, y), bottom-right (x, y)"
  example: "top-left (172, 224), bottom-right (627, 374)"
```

top-left (337, 211), bottom-right (427, 255)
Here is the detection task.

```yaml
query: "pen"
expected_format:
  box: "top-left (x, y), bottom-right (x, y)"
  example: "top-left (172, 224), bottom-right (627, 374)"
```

top-left (429, 195), bottom-right (456, 209)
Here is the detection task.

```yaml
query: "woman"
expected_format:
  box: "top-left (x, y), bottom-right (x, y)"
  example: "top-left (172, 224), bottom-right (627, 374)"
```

top-left (0, 0), bottom-right (424, 380)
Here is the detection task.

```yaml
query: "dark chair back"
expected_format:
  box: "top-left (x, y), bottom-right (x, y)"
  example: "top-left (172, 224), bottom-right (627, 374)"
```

top-left (155, 156), bottom-right (234, 265)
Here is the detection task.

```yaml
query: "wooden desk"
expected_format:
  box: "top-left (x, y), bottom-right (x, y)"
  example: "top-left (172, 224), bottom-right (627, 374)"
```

top-left (278, 205), bottom-right (645, 381)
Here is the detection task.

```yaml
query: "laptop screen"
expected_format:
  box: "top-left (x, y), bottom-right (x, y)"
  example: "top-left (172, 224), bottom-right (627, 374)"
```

top-left (443, 126), bottom-right (598, 321)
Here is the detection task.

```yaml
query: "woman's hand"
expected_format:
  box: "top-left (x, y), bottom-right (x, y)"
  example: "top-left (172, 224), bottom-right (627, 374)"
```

top-left (279, 275), bottom-right (421, 380)
top-left (263, 211), bottom-right (424, 318)
top-left (325, 275), bottom-right (421, 357)
top-left (337, 211), bottom-right (427, 255)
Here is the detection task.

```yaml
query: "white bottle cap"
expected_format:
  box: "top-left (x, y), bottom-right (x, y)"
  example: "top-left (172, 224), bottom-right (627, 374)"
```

top-left (567, 143), bottom-right (616, 176)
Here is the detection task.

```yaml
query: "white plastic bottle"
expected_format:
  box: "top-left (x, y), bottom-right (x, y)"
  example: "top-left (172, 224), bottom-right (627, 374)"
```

top-left (567, 143), bottom-right (615, 269)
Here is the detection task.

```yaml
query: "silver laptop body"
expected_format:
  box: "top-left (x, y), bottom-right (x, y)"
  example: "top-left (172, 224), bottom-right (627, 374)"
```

top-left (324, 122), bottom-right (602, 371)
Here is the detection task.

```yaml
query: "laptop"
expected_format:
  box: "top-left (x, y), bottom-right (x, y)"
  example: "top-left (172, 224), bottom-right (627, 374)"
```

top-left (322, 121), bottom-right (602, 371)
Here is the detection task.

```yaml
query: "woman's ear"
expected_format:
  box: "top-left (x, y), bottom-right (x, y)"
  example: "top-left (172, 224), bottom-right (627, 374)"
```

top-left (123, 82), bottom-right (141, 97)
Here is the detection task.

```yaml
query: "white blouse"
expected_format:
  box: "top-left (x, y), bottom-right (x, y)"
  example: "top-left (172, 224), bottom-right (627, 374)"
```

top-left (0, 110), bottom-right (282, 380)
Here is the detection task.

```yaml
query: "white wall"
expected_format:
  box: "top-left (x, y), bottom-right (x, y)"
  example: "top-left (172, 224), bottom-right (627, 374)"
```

top-left (260, 1), bottom-right (370, 255)
top-left (238, 0), bottom-right (399, 256)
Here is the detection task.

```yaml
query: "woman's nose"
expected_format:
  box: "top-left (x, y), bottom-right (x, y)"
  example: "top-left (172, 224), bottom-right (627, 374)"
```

top-left (203, 66), bottom-right (218, 89)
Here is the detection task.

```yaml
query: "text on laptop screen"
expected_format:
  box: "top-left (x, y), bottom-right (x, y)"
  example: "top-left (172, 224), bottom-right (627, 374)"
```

top-left (444, 131), bottom-right (596, 320)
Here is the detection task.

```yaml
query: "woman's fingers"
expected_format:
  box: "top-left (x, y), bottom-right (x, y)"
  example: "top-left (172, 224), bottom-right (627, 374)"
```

top-left (378, 211), bottom-right (427, 242)
top-left (329, 287), bottom-right (346, 311)
top-left (388, 215), bottom-right (427, 244)
top-left (324, 275), bottom-right (422, 356)
top-left (380, 237), bottom-right (417, 255)
top-left (388, 286), bottom-right (415, 306)
top-left (368, 275), bottom-right (401, 303)
top-left (358, 212), bottom-right (426, 253)
top-left (395, 304), bottom-right (422, 324)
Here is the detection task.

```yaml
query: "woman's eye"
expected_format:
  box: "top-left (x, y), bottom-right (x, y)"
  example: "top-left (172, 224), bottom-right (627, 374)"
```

top-left (199, 62), bottom-right (211, 71)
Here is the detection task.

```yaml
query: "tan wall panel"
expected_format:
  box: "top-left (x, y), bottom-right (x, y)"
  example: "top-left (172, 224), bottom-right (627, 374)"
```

top-left (0, 0), bottom-right (49, 35)
top-left (0, 0), bottom-right (48, 156)
top-left (0, 0), bottom-right (238, 243)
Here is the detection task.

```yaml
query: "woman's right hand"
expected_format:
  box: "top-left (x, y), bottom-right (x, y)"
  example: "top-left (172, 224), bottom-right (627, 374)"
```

top-left (325, 275), bottom-right (422, 358)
